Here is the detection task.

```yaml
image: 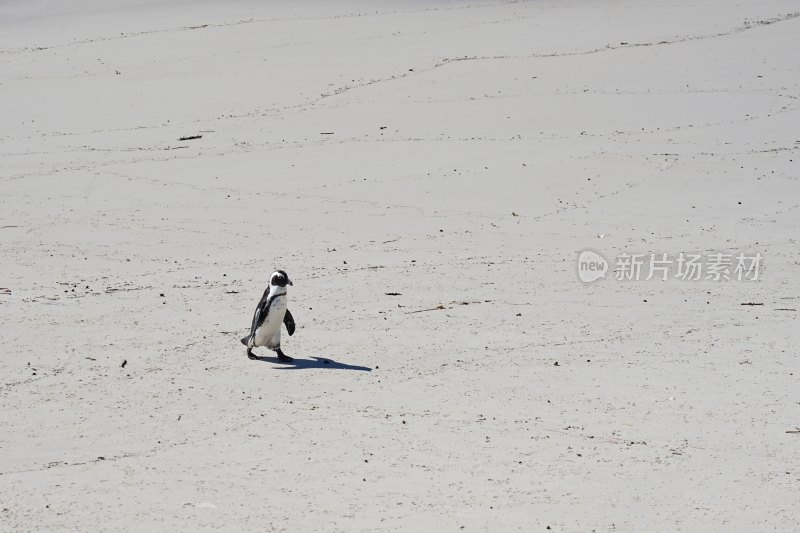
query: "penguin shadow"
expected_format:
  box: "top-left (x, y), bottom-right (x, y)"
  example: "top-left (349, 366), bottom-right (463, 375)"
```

top-left (252, 355), bottom-right (372, 372)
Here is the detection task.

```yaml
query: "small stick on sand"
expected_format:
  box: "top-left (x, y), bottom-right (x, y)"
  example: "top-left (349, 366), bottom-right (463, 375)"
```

top-left (407, 304), bottom-right (446, 314)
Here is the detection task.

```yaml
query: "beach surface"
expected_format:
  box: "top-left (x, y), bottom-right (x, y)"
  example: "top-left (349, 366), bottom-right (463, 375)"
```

top-left (1, 1), bottom-right (799, 530)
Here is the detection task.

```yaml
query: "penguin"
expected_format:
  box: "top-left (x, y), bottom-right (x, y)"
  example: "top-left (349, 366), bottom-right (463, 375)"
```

top-left (240, 270), bottom-right (296, 362)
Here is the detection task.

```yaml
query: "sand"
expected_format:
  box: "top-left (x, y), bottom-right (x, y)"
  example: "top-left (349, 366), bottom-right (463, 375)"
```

top-left (1, 0), bottom-right (799, 531)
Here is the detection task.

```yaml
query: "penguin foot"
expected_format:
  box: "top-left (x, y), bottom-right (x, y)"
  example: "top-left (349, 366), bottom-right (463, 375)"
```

top-left (247, 348), bottom-right (258, 360)
top-left (275, 348), bottom-right (293, 363)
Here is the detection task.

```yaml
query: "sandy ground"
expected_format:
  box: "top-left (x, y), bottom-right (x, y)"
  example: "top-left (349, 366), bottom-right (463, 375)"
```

top-left (1, 1), bottom-right (799, 531)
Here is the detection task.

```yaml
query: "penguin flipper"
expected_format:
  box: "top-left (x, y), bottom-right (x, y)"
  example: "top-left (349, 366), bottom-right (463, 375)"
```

top-left (247, 290), bottom-right (271, 342)
top-left (284, 309), bottom-right (296, 336)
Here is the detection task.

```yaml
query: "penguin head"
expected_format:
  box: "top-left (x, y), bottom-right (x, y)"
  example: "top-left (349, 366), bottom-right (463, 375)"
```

top-left (270, 270), bottom-right (292, 288)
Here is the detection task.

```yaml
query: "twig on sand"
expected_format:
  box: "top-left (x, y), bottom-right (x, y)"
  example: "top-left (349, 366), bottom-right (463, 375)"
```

top-left (178, 135), bottom-right (202, 141)
top-left (740, 302), bottom-right (764, 306)
top-left (786, 428), bottom-right (800, 434)
top-left (407, 304), bottom-right (446, 314)
top-left (0, 288), bottom-right (10, 295)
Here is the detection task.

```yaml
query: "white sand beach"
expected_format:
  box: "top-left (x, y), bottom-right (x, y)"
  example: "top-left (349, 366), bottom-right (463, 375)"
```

top-left (1, 1), bottom-right (799, 530)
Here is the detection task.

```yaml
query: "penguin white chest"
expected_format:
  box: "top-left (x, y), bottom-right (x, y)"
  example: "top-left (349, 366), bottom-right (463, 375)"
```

top-left (254, 295), bottom-right (287, 349)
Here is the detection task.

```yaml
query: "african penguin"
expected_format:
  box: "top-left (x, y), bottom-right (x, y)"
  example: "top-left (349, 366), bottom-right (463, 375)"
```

top-left (240, 270), bottom-right (296, 362)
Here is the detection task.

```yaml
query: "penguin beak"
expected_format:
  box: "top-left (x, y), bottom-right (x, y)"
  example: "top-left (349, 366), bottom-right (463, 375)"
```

top-left (288, 279), bottom-right (293, 286)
